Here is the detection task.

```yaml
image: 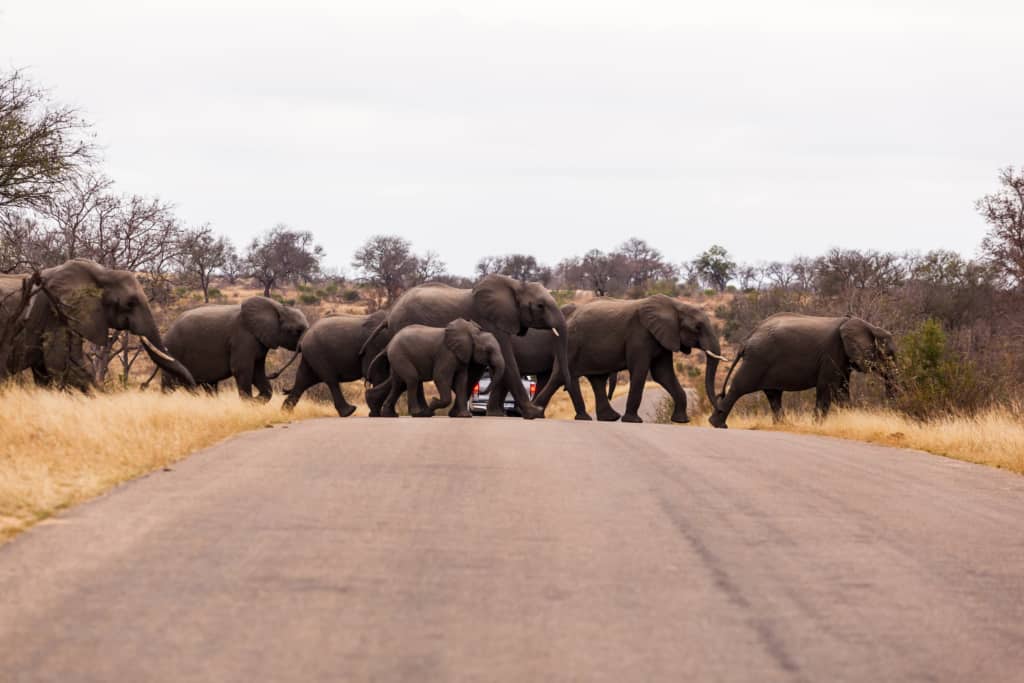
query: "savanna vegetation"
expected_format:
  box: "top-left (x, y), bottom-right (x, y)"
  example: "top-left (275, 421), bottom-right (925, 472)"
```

top-left (2, 68), bottom-right (1024, 541)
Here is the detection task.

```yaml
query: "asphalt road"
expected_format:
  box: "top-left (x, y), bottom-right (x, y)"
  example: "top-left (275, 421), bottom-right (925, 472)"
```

top-left (3, 418), bottom-right (1024, 682)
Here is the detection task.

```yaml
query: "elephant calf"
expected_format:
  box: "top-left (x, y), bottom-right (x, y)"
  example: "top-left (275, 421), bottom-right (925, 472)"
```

top-left (152, 296), bottom-right (308, 400)
top-left (709, 313), bottom-right (897, 428)
top-left (282, 311), bottom-right (390, 417)
top-left (367, 319), bottom-right (505, 418)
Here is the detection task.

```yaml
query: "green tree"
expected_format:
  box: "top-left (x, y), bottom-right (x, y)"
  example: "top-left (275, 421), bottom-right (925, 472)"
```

top-left (691, 245), bottom-right (736, 292)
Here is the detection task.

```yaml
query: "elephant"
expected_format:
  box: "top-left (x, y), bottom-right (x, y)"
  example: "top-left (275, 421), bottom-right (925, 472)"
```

top-left (281, 310), bottom-right (391, 416)
top-left (0, 259), bottom-right (195, 391)
top-left (367, 318), bottom-right (506, 417)
top-left (482, 303), bottom-right (580, 416)
top-left (708, 313), bottom-right (897, 428)
top-left (534, 294), bottom-right (726, 423)
top-left (362, 274), bottom-right (581, 419)
top-left (149, 296), bottom-right (308, 400)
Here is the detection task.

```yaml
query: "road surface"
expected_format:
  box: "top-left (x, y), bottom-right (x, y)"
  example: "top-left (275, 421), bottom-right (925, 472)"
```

top-left (2, 418), bottom-right (1024, 682)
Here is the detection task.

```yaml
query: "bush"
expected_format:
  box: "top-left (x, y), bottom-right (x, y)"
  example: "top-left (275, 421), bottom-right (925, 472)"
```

top-left (299, 292), bottom-right (320, 305)
top-left (341, 288), bottom-right (361, 303)
top-left (207, 288), bottom-right (223, 299)
top-left (645, 279), bottom-right (679, 297)
top-left (897, 319), bottom-right (986, 418)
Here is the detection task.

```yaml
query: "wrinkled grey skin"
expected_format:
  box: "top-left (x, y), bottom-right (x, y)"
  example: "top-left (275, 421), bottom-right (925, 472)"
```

top-left (709, 313), bottom-right (898, 428)
top-left (535, 294), bottom-right (723, 423)
top-left (282, 310), bottom-right (391, 416)
top-left (367, 319), bottom-right (506, 418)
top-left (0, 259), bottom-right (195, 391)
top-left (155, 296), bottom-right (308, 401)
top-left (363, 274), bottom-right (581, 419)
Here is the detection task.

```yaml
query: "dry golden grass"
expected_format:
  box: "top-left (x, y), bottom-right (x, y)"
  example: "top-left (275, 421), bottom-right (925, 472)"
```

top-left (697, 405), bottom-right (1024, 474)
top-left (0, 385), bottom-right (335, 542)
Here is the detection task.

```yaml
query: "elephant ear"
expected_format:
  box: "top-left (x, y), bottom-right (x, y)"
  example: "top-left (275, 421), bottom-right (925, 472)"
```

top-left (472, 274), bottom-right (520, 335)
top-left (241, 296), bottom-right (283, 348)
top-left (39, 259), bottom-right (109, 346)
top-left (444, 319), bottom-right (476, 364)
top-left (839, 318), bottom-right (877, 371)
top-left (560, 303), bottom-right (577, 319)
top-left (638, 295), bottom-right (680, 352)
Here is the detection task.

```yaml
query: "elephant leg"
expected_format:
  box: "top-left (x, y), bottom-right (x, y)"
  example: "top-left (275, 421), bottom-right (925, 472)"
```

top-left (589, 374), bottom-right (621, 422)
top-left (234, 365), bottom-right (255, 400)
top-left (253, 358), bottom-right (273, 403)
top-left (495, 335), bottom-right (543, 419)
top-left (407, 380), bottom-right (432, 417)
top-left (533, 370), bottom-right (563, 409)
top-left (366, 379), bottom-right (389, 417)
top-left (815, 385), bottom-right (833, 420)
top-left (764, 389), bottom-right (784, 423)
top-left (621, 357), bottom-right (651, 423)
top-left (328, 382), bottom-right (357, 418)
top-left (650, 353), bottom-right (689, 423)
top-left (485, 374), bottom-right (507, 417)
top-left (428, 369), bottom-right (454, 413)
top-left (416, 382), bottom-right (429, 416)
top-left (709, 361), bottom-right (759, 429)
top-left (381, 375), bottom-right (404, 418)
top-left (283, 360), bottom-right (317, 411)
top-left (449, 367), bottom-right (472, 418)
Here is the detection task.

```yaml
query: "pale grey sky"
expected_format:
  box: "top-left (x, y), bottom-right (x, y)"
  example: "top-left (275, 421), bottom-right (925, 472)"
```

top-left (2, 1), bottom-right (1021, 275)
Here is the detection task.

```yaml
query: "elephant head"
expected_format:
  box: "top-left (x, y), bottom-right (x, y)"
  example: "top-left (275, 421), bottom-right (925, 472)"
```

top-left (639, 295), bottom-right (725, 410)
top-left (241, 296), bottom-right (309, 351)
top-left (445, 318), bottom-right (506, 380)
top-left (471, 274), bottom-right (569, 388)
top-left (839, 317), bottom-right (898, 398)
top-left (37, 259), bottom-right (196, 387)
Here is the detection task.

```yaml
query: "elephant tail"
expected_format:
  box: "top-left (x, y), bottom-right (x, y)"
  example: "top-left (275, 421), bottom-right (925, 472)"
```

top-left (359, 318), bottom-right (389, 360)
top-left (716, 346), bottom-right (744, 400)
top-left (266, 350), bottom-right (302, 380)
top-left (366, 349), bottom-right (390, 384)
top-left (140, 365), bottom-right (160, 390)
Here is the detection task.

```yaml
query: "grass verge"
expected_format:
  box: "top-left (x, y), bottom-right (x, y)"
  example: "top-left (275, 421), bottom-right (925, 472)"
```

top-left (0, 386), bottom-right (335, 543)
top-left (705, 405), bottom-right (1024, 474)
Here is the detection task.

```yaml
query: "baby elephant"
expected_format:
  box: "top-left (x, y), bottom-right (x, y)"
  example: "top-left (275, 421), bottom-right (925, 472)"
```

top-left (368, 319), bottom-right (505, 417)
top-left (149, 296), bottom-right (308, 400)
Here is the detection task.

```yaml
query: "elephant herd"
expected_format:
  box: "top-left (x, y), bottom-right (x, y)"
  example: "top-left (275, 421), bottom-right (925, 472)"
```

top-left (0, 259), bottom-right (900, 428)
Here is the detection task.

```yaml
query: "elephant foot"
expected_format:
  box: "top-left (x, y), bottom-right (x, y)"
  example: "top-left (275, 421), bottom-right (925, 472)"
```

top-left (595, 408), bottom-right (621, 422)
top-left (337, 404), bottom-right (357, 418)
top-left (413, 409), bottom-right (435, 418)
top-left (381, 406), bottom-right (399, 418)
top-left (708, 413), bottom-right (728, 429)
top-left (282, 398), bottom-right (297, 412)
top-left (670, 412), bottom-right (690, 424)
top-left (256, 394), bottom-right (272, 404)
top-left (574, 413), bottom-right (593, 421)
top-left (520, 404), bottom-right (545, 420)
top-left (485, 407), bottom-right (505, 417)
top-left (621, 413), bottom-right (643, 424)
top-left (450, 411), bottom-right (472, 418)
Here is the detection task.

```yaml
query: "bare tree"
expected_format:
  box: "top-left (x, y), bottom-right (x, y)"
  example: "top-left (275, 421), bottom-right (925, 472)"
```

top-left (179, 226), bottom-right (230, 302)
top-left (559, 249), bottom-right (628, 296)
top-left (977, 166), bottom-right (1024, 289)
top-left (616, 237), bottom-right (676, 290)
top-left (352, 234), bottom-right (418, 305)
top-left (220, 242), bottom-right (244, 284)
top-left (411, 250), bottom-right (448, 285)
top-left (247, 224), bottom-right (324, 297)
top-left (0, 70), bottom-right (95, 211)
top-left (476, 253), bottom-right (550, 284)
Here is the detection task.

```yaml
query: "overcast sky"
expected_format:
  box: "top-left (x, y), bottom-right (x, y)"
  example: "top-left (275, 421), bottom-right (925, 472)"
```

top-left (2, 1), bottom-right (1021, 276)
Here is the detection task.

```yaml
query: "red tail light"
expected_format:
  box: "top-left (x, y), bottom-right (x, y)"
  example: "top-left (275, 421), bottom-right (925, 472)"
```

top-left (529, 381), bottom-right (537, 398)
top-left (472, 383), bottom-right (480, 396)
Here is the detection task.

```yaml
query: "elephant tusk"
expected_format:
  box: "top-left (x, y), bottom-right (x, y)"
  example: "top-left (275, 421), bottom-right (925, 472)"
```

top-left (140, 337), bottom-right (177, 363)
top-left (704, 349), bottom-right (731, 363)
top-left (551, 327), bottom-right (560, 337)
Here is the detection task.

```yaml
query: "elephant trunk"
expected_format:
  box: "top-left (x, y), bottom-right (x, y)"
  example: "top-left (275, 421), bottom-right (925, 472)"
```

top-left (135, 319), bottom-right (196, 389)
top-left (701, 327), bottom-right (722, 412)
top-left (546, 309), bottom-right (571, 391)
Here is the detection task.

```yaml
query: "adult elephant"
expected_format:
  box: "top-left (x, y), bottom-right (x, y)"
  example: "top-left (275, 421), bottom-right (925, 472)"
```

top-left (150, 296), bottom-right (308, 400)
top-left (0, 259), bottom-right (195, 391)
top-left (709, 313), bottom-right (897, 428)
top-left (282, 310), bottom-right (391, 416)
top-left (534, 294), bottom-right (726, 423)
top-left (362, 275), bottom-right (581, 419)
top-left (483, 303), bottom-right (600, 416)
